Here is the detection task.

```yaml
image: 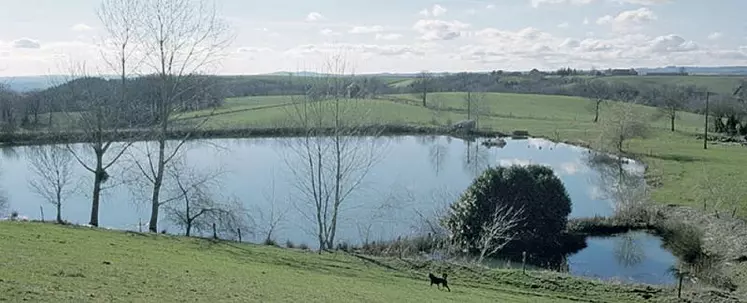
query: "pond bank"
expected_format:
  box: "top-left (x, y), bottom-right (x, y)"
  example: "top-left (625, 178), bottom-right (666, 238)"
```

top-left (0, 124), bottom-right (507, 146)
top-left (535, 135), bottom-right (746, 293)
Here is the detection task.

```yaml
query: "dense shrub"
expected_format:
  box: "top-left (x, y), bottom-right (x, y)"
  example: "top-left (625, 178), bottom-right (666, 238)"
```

top-left (444, 164), bottom-right (572, 256)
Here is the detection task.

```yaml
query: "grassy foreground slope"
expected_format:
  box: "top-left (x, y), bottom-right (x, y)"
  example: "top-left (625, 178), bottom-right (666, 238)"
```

top-left (193, 92), bottom-right (747, 216)
top-left (0, 222), bottom-right (670, 302)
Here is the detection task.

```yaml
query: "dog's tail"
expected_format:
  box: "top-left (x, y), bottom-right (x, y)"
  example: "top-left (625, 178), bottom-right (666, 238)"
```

top-left (443, 273), bottom-right (448, 279)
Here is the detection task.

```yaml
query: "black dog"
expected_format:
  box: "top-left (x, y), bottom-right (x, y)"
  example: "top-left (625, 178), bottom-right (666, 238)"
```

top-left (428, 273), bottom-right (450, 292)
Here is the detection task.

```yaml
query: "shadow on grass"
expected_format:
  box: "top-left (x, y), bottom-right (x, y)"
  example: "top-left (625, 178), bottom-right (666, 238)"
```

top-left (349, 253), bottom-right (400, 271)
top-left (637, 152), bottom-right (705, 163)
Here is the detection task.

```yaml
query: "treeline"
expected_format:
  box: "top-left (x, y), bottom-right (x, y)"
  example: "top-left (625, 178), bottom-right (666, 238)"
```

top-left (0, 75), bottom-right (226, 130)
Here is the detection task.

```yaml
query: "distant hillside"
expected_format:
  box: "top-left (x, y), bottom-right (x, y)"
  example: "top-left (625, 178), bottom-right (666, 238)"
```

top-left (0, 75), bottom-right (68, 92)
top-left (636, 66), bottom-right (747, 76)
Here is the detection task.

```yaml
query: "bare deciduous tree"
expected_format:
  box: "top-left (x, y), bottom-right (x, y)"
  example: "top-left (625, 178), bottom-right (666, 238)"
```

top-left (114, 0), bottom-right (234, 232)
top-left (412, 70), bottom-right (432, 107)
top-left (283, 55), bottom-right (386, 252)
top-left (464, 90), bottom-right (490, 130)
top-left (61, 63), bottom-right (135, 227)
top-left (476, 205), bottom-right (525, 264)
top-left (163, 159), bottom-right (245, 237)
top-left (654, 85), bottom-right (691, 132)
top-left (252, 173), bottom-right (289, 244)
top-left (27, 145), bottom-right (76, 224)
top-left (582, 80), bottom-right (611, 123)
top-left (598, 101), bottom-right (650, 154)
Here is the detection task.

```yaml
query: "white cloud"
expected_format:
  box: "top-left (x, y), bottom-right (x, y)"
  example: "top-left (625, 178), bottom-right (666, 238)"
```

top-left (459, 25), bottom-right (713, 70)
top-left (498, 159), bottom-right (534, 167)
top-left (649, 34), bottom-right (698, 53)
top-left (71, 23), bottom-right (93, 32)
top-left (12, 38), bottom-right (41, 49)
top-left (413, 19), bottom-right (470, 41)
top-left (375, 33), bottom-right (403, 41)
top-left (237, 46), bottom-right (271, 53)
top-left (531, 0), bottom-right (667, 6)
top-left (597, 7), bottom-right (657, 31)
top-left (583, 17), bottom-right (590, 25)
top-left (320, 28), bottom-right (340, 36)
top-left (530, 0), bottom-right (595, 8)
top-left (486, 4), bottom-right (496, 9)
top-left (559, 38), bottom-right (581, 48)
top-left (558, 162), bottom-right (583, 175)
top-left (708, 32), bottom-right (723, 40)
top-left (419, 4), bottom-right (448, 17)
top-left (557, 22), bottom-right (570, 29)
top-left (611, 0), bottom-right (670, 4)
top-left (285, 42), bottom-right (426, 59)
top-left (349, 25), bottom-right (384, 34)
top-left (306, 12), bottom-right (325, 22)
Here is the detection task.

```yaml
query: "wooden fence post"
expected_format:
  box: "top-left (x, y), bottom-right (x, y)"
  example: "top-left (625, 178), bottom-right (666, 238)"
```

top-left (212, 223), bottom-right (217, 240)
top-left (39, 206), bottom-right (44, 222)
top-left (522, 251), bottom-right (527, 274)
top-left (237, 228), bottom-right (242, 242)
top-left (678, 273), bottom-right (684, 298)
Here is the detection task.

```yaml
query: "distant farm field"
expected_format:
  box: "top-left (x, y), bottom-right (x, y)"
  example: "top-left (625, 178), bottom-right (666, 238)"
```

top-left (602, 75), bottom-right (744, 95)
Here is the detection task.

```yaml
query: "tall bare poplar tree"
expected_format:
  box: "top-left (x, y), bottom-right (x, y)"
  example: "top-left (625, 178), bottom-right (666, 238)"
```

top-left (283, 55), bottom-right (386, 251)
top-left (105, 0), bottom-right (233, 232)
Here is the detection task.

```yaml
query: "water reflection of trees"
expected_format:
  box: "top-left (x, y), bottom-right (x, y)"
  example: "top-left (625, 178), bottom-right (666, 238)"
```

top-left (586, 153), bottom-right (650, 269)
top-left (0, 145), bottom-right (18, 160)
top-left (463, 139), bottom-right (491, 177)
top-left (613, 233), bottom-right (645, 268)
top-left (415, 136), bottom-right (450, 175)
top-left (585, 152), bottom-right (649, 217)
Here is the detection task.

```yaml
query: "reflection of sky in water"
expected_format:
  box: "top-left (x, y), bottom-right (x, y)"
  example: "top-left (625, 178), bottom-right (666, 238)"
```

top-left (568, 232), bottom-right (676, 285)
top-left (0, 136), bottom-right (674, 285)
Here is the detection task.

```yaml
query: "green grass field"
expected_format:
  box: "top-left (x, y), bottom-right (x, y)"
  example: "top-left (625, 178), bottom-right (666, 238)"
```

top-left (0, 222), bottom-right (681, 302)
top-left (601, 75), bottom-right (744, 96)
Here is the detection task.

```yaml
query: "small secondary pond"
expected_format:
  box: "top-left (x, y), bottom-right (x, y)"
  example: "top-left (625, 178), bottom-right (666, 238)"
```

top-left (0, 135), bottom-right (676, 285)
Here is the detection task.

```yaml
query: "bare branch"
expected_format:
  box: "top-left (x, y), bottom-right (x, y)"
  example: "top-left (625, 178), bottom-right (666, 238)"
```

top-left (281, 54), bottom-right (388, 251)
top-left (476, 205), bottom-right (525, 264)
top-left (26, 145), bottom-right (76, 223)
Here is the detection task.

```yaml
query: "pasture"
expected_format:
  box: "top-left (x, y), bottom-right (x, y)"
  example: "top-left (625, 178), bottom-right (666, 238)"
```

top-left (602, 75), bottom-right (744, 96)
top-left (0, 221), bottom-right (678, 302)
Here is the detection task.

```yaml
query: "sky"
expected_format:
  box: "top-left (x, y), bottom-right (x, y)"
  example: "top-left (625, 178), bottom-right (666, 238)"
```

top-left (0, 0), bottom-right (745, 76)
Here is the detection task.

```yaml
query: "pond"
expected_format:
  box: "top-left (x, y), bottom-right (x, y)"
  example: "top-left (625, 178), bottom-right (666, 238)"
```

top-left (0, 135), bottom-right (676, 285)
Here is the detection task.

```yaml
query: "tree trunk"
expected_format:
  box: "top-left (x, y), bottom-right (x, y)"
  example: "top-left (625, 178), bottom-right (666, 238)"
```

top-left (670, 115), bottom-right (675, 132)
top-left (56, 190), bottom-right (62, 224)
top-left (90, 152), bottom-right (105, 227)
top-left (185, 196), bottom-right (191, 237)
top-left (56, 203), bottom-right (62, 224)
top-left (328, 126), bottom-right (342, 250)
top-left (421, 83), bottom-right (427, 108)
top-left (477, 247), bottom-right (487, 264)
top-left (594, 101), bottom-right (600, 123)
top-left (148, 140), bottom-right (167, 233)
